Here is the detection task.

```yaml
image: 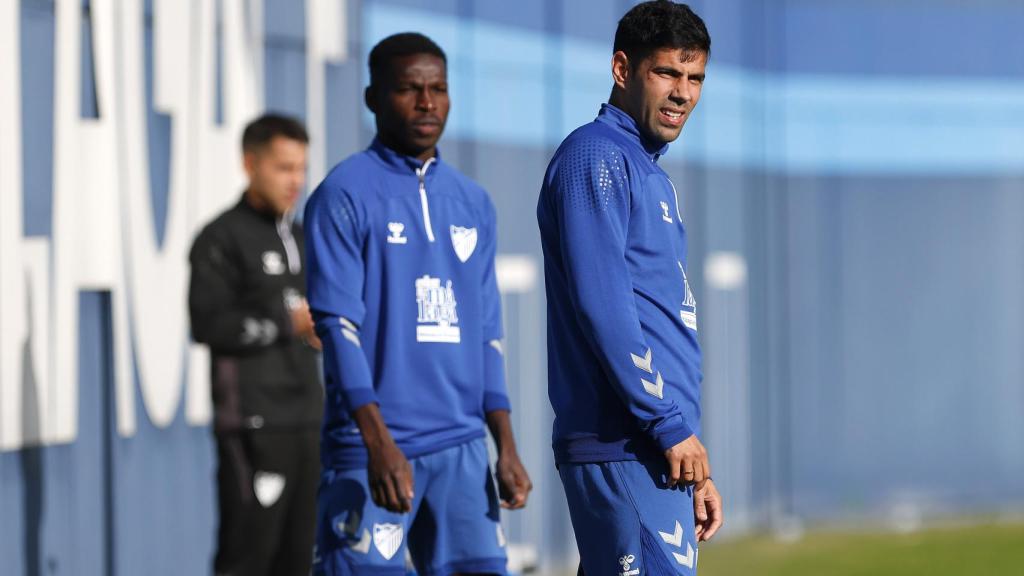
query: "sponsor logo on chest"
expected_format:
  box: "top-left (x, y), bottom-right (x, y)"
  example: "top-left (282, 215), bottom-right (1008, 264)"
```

top-left (660, 201), bottom-right (674, 224)
top-left (415, 275), bottom-right (460, 343)
top-left (679, 261), bottom-right (698, 332)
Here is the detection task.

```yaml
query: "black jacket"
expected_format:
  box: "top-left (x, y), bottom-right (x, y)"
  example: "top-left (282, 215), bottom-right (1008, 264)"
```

top-left (189, 194), bottom-right (322, 432)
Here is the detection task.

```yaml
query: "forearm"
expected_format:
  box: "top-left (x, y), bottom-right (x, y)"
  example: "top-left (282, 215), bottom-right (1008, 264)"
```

top-left (353, 402), bottom-right (394, 451)
top-left (485, 409), bottom-right (518, 457)
top-left (317, 314), bottom-right (378, 410)
top-left (570, 271), bottom-right (692, 448)
top-left (191, 306), bottom-right (289, 352)
top-left (352, 392), bottom-right (414, 513)
top-left (188, 268), bottom-right (294, 350)
top-left (482, 339), bottom-right (511, 412)
top-left (189, 242), bottom-right (291, 351)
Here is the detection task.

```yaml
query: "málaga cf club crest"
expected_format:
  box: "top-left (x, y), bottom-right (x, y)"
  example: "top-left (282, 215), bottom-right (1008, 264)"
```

top-left (373, 523), bottom-right (404, 560)
top-left (450, 225), bottom-right (477, 263)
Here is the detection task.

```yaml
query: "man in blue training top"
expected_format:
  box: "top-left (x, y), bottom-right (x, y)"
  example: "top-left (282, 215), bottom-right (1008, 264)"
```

top-left (537, 2), bottom-right (723, 574)
top-left (304, 33), bottom-right (532, 576)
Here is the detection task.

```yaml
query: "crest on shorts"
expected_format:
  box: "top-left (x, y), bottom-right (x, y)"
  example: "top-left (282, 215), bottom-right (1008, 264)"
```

top-left (450, 225), bottom-right (478, 263)
top-left (253, 471), bottom-right (285, 508)
top-left (373, 522), bottom-right (404, 560)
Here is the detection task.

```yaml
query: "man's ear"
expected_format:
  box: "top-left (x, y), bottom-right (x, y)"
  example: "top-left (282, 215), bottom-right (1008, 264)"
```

top-left (611, 51), bottom-right (631, 90)
top-left (364, 85), bottom-right (377, 114)
top-left (242, 150), bottom-right (256, 178)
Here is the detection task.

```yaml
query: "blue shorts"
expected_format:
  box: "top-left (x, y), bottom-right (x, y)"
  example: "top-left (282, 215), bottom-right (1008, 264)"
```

top-left (314, 438), bottom-right (508, 576)
top-left (559, 459), bottom-right (698, 576)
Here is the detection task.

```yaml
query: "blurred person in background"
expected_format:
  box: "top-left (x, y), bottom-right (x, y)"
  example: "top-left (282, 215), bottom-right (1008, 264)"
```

top-left (189, 113), bottom-right (323, 576)
top-left (303, 32), bottom-right (532, 575)
top-left (536, 1), bottom-right (723, 574)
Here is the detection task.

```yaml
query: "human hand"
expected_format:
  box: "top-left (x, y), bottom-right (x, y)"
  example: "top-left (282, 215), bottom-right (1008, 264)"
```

top-left (289, 302), bottom-right (316, 338)
top-left (693, 478), bottom-right (723, 542)
top-left (495, 450), bottom-right (532, 509)
top-left (366, 439), bottom-right (414, 513)
top-left (664, 434), bottom-right (710, 487)
top-left (304, 332), bottom-right (322, 350)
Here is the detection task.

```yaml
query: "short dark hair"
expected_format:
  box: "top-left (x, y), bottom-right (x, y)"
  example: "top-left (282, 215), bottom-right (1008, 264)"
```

top-left (368, 32), bottom-right (447, 87)
top-left (241, 113), bottom-right (309, 153)
top-left (613, 1), bottom-right (710, 65)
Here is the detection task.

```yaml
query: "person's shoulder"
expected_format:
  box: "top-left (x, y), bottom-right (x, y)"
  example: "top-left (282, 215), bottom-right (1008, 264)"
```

top-left (548, 121), bottom-right (626, 182)
top-left (439, 162), bottom-right (491, 207)
top-left (309, 151), bottom-right (380, 209)
top-left (194, 201), bottom-right (246, 241)
top-left (190, 205), bottom-right (241, 259)
top-left (565, 120), bottom-right (626, 153)
top-left (555, 122), bottom-right (627, 165)
top-left (305, 156), bottom-right (375, 230)
top-left (318, 150), bottom-right (377, 192)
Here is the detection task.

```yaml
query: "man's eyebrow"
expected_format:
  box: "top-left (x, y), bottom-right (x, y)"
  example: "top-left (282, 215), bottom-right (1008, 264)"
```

top-left (652, 66), bottom-right (683, 76)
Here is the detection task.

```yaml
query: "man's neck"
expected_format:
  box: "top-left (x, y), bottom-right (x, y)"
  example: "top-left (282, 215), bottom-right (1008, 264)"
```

top-left (378, 136), bottom-right (435, 164)
top-left (244, 188), bottom-right (281, 218)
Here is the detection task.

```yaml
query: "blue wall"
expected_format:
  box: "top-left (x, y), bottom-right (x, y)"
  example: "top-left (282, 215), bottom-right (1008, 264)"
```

top-left (3, 0), bottom-right (1024, 574)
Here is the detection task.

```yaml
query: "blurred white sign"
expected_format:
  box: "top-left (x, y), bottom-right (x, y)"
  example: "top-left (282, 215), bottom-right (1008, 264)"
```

top-left (0, 0), bottom-right (280, 449)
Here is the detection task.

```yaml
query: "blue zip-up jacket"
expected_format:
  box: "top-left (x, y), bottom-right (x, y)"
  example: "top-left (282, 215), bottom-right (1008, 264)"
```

top-left (537, 104), bottom-right (703, 465)
top-left (304, 139), bottom-right (510, 470)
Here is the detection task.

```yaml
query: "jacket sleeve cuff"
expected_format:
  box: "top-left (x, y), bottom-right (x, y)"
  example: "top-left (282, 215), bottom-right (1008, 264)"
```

top-left (343, 388), bottom-right (379, 413)
top-left (483, 392), bottom-right (511, 413)
top-left (651, 414), bottom-right (694, 452)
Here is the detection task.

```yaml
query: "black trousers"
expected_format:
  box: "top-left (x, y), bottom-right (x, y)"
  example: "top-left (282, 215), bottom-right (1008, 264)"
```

top-left (214, 427), bottom-right (320, 576)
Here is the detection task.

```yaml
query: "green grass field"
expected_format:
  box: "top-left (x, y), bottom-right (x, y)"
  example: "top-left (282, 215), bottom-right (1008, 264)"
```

top-left (695, 522), bottom-right (1024, 576)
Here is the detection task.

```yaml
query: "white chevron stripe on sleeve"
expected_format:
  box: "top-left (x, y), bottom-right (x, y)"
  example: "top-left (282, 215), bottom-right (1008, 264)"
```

top-left (631, 348), bottom-right (653, 373)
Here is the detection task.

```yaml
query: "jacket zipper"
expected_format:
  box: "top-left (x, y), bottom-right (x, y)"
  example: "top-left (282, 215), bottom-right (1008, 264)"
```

top-left (416, 157), bottom-right (437, 242)
top-left (276, 217), bottom-right (301, 274)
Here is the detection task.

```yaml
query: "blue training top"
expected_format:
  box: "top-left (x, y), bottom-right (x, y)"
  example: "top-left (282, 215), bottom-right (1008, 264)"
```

top-left (304, 139), bottom-right (509, 470)
top-left (537, 103), bottom-right (703, 465)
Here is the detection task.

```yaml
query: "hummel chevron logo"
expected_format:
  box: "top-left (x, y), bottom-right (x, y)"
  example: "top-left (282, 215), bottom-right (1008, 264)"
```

top-left (340, 317), bottom-right (361, 347)
top-left (659, 521), bottom-right (695, 568)
top-left (673, 544), bottom-right (695, 568)
top-left (659, 521), bottom-right (683, 547)
top-left (641, 372), bottom-right (664, 399)
top-left (631, 348), bottom-right (653, 373)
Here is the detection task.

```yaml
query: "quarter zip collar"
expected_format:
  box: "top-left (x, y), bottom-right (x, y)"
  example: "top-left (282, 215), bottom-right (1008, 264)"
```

top-left (368, 138), bottom-right (441, 243)
top-left (368, 137), bottom-right (443, 174)
top-left (417, 157), bottom-right (437, 242)
top-left (276, 216), bottom-right (302, 274)
top-left (596, 103), bottom-right (670, 163)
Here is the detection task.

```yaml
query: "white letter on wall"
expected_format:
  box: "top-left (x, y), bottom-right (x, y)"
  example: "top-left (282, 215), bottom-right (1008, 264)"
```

top-left (0, 0), bottom-right (26, 450)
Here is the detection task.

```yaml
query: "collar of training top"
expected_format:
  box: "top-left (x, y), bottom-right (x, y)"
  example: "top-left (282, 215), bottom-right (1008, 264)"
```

top-left (237, 191), bottom-right (279, 222)
top-left (597, 103), bottom-right (670, 162)
top-left (368, 137), bottom-right (443, 174)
